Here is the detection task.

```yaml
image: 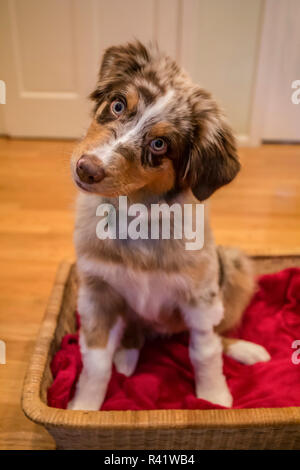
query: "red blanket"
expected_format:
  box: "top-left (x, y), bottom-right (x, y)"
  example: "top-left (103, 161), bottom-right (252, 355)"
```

top-left (48, 268), bottom-right (300, 410)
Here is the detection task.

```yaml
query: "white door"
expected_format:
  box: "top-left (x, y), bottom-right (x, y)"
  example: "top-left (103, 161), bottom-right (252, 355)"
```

top-left (251, 0), bottom-right (300, 144)
top-left (0, 0), bottom-right (182, 138)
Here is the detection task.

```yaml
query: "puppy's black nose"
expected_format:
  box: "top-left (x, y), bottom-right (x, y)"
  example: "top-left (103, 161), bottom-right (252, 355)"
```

top-left (76, 154), bottom-right (105, 184)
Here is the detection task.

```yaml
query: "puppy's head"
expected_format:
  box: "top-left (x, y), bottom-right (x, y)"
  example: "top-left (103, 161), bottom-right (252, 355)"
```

top-left (71, 41), bottom-right (240, 200)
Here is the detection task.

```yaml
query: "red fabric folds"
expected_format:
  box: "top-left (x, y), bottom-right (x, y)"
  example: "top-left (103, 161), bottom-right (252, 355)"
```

top-left (47, 268), bottom-right (300, 410)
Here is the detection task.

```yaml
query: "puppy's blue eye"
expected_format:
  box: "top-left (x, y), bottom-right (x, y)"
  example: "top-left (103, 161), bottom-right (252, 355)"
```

top-left (150, 138), bottom-right (167, 154)
top-left (111, 100), bottom-right (125, 117)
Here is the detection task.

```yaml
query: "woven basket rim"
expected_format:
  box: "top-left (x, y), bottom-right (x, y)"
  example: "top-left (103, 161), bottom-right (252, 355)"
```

top-left (22, 257), bottom-right (300, 430)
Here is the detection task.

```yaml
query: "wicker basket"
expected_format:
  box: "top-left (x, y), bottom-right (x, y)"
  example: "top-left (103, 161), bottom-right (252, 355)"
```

top-left (22, 256), bottom-right (300, 450)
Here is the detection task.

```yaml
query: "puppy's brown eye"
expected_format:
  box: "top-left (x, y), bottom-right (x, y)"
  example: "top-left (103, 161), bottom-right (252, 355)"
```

top-left (149, 138), bottom-right (167, 155)
top-left (110, 100), bottom-right (126, 117)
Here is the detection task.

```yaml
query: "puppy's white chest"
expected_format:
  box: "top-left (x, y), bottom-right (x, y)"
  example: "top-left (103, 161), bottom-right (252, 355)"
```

top-left (78, 256), bottom-right (185, 321)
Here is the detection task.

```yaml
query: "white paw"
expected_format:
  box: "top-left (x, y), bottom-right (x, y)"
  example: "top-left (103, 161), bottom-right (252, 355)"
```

top-left (196, 381), bottom-right (233, 407)
top-left (67, 378), bottom-right (107, 411)
top-left (114, 348), bottom-right (139, 377)
top-left (67, 393), bottom-right (103, 411)
top-left (226, 340), bottom-right (271, 365)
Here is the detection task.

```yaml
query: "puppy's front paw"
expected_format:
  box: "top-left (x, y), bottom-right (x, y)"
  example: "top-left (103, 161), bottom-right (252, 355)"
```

top-left (67, 380), bottom-right (106, 411)
top-left (226, 340), bottom-right (271, 365)
top-left (67, 392), bottom-right (102, 411)
top-left (196, 381), bottom-right (233, 408)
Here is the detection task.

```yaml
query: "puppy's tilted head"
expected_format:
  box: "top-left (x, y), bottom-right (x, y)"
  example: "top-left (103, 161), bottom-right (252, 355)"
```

top-left (71, 41), bottom-right (240, 200)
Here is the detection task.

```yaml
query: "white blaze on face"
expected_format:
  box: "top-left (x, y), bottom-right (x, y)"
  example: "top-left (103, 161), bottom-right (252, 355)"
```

top-left (93, 89), bottom-right (175, 165)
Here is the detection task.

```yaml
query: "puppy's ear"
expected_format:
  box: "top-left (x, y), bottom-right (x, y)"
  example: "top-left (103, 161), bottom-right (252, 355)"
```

top-left (184, 88), bottom-right (240, 201)
top-left (90, 41), bottom-right (150, 107)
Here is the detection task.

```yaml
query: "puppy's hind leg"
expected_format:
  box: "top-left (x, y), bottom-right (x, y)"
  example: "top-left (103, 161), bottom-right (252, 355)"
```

top-left (216, 245), bottom-right (256, 333)
top-left (114, 348), bottom-right (140, 377)
top-left (222, 337), bottom-right (271, 365)
top-left (216, 246), bottom-right (271, 365)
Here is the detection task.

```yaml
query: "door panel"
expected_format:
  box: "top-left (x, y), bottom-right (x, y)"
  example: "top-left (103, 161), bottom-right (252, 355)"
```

top-left (0, 0), bottom-right (181, 138)
top-left (251, 0), bottom-right (300, 143)
top-left (263, 0), bottom-right (300, 141)
top-left (13, 0), bottom-right (76, 93)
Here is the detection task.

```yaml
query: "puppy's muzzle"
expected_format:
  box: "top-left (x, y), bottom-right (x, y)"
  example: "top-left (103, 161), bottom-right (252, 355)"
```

top-left (76, 154), bottom-right (106, 184)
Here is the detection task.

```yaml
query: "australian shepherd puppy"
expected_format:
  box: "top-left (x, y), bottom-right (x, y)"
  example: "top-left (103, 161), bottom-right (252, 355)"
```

top-left (69, 41), bottom-right (270, 411)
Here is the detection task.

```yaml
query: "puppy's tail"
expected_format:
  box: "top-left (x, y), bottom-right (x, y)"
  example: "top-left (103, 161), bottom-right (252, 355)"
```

top-left (216, 246), bottom-right (256, 334)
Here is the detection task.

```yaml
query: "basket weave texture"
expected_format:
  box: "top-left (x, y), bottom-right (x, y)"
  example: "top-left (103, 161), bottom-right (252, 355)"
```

top-left (22, 256), bottom-right (300, 450)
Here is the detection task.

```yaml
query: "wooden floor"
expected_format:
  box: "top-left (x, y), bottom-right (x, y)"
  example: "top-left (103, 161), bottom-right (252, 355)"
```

top-left (0, 137), bottom-right (300, 450)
